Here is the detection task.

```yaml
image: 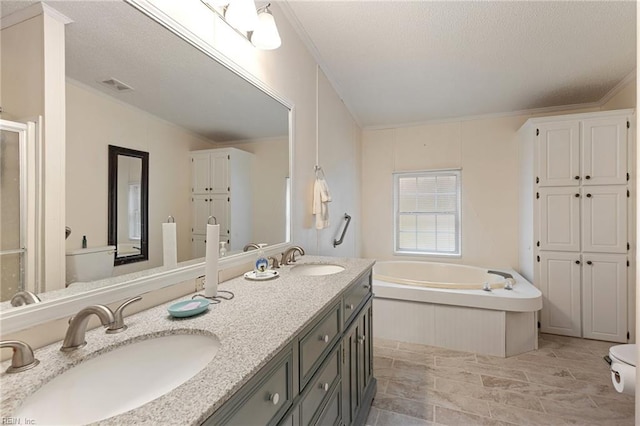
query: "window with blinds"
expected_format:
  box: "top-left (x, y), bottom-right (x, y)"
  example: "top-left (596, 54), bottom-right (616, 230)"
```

top-left (393, 170), bottom-right (461, 256)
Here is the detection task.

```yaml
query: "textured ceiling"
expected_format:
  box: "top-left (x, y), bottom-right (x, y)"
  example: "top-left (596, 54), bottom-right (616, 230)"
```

top-left (1, 1), bottom-right (289, 142)
top-left (282, 0), bottom-right (637, 127)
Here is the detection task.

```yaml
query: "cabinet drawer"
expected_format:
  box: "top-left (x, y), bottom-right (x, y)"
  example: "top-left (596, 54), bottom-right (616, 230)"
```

top-left (343, 273), bottom-right (372, 326)
top-left (315, 381), bottom-right (341, 426)
top-left (300, 303), bottom-right (341, 389)
top-left (301, 347), bottom-right (341, 425)
top-left (218, 352), bottom-right (293, 426)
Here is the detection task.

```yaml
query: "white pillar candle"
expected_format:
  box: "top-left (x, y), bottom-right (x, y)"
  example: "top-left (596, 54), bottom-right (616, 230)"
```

top-left (204, 224), bottom-right (220, 297)
top-left (162, 222), bottom-right (178, 268)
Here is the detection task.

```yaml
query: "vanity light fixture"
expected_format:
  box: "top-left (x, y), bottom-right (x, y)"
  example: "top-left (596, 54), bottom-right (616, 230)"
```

top-left (201, 0), bottom-right (281, 50)
top-left (224, 0), bottom-right (259, 32)
top-left (251, 4), bottom-right (281, 50)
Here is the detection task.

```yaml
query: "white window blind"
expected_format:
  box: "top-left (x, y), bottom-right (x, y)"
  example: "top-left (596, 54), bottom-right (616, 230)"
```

top-left (394, 170), bottom-right (461, 256)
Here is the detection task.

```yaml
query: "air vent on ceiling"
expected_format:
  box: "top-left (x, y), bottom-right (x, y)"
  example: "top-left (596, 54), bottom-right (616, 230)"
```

top-left (100, 78), bottom-right (133, 92)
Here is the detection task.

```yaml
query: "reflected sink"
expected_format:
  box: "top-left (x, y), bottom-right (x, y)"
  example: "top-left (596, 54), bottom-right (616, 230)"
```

top-left (290, 263), bottom-right (345, 276)
top-left (16, 333), bottom-right (219, 425)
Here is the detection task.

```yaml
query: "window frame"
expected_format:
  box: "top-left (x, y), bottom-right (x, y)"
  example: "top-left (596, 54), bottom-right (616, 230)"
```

top-left (393, 169), bottom-right (462, 257)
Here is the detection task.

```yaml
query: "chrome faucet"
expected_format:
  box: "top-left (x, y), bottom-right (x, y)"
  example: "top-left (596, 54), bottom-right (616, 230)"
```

top-left (0, 340), bottom-right (40, 373)
top-left (10, 290), bottom-right (41, 307)
top-left (61, 305), bottom-right (115, 352)
top-left (106, 296), bottom-right (142, 334)
top-left (243, 243), bottom-right (260, 252)
top-left (281, 246), bottom-right (305, 265)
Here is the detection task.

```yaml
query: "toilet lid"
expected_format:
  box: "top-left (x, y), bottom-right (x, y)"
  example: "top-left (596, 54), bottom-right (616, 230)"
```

top-left (610, 344), bottom-right (637, 366)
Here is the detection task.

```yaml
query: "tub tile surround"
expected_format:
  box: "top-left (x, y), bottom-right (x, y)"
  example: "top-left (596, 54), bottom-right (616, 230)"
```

top-left (0, 256), bottom-right (375, 425)
top-left (368, 335), bottom-right (635, 426)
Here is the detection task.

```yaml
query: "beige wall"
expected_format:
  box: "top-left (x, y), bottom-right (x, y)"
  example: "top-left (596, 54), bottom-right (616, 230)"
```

top-left (361, 77), bottom-right (636, 269)
top-left (65, 81), bottom-right (214, 276)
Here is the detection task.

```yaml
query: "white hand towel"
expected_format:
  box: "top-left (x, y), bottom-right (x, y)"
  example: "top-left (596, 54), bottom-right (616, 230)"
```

top-left (313, 177), bottom-right (331, 230)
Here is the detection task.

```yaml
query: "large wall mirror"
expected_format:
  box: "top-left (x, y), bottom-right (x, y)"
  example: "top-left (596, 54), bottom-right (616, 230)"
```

top-left (0, 0), bottom-right (292, 326)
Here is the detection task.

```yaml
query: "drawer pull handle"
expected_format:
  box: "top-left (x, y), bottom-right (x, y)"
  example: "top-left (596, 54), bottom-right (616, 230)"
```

top-left (358, 335), bottom-right (366, 345)
top-left (320, 382), bottom-right (330, 392)
top-left (320, 334), bottom-right (329, 343)
top-left (346, 304), bottom-right (354, 310)
top-left (269, 393), bottom-right (280, 405)
top-left (363, 284), bottom-right (371, 290)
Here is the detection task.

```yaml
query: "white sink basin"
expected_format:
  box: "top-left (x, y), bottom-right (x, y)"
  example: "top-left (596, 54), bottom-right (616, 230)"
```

top-left (16, 333), bottom-right (219, 425)
top-left (290, 263), bottom-right (345, 276)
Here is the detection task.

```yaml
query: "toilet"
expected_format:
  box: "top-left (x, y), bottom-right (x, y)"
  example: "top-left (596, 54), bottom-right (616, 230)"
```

top-left (65, 246), bottom-right (116, 285)
top-left (608, 344), bottom-right (637, 395)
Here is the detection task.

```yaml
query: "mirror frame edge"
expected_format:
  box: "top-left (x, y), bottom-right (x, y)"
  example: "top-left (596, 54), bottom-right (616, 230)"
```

top-left (0, 0), bottom-right (295, 335)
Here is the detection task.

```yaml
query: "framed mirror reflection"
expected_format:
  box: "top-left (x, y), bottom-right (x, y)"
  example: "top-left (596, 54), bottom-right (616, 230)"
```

top-left (108, 145), bottom-right (149, 265)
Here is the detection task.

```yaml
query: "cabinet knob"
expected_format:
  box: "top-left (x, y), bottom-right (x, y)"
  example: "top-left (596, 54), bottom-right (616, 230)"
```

top-left (346, 304), bottom-right (355, 310)
top-left (363, 284), bottom-right (371, 290)
top-left (320, 382), bottom-right (330, 392)
top-left (574, 176), bottom-right (580, 180)
top-left (586, 194), bottom-right (592, 198)
top-left (574, 193), bottom-right (580, 198)
top-left (575, 260), bottom-right (581, 265)
top-left (320, 334), bottom-right (329, 343)
top-left (586, 261), bottom-right (593, 265)
top-left (358, 335), bottom-right (366, 345)
top-left (269, 393), bottom-right (280, 405)
top-left (585, 175), bottom-right (591, 180)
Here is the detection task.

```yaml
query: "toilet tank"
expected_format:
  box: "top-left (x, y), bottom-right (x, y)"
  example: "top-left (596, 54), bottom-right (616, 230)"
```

top-left (65, 246), bottom-right (116, 285)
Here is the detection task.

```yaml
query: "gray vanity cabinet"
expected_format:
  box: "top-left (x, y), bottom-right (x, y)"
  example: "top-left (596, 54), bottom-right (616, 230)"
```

top-left (203, 269), bottom-right (375, 426)
top-left (342, 301), bottom-right (373, 426)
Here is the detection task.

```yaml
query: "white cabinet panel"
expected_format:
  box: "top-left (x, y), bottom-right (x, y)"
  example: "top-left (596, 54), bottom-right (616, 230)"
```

top-left (191, 152), bottom-right (211, 194)
top-left (538, 187), bottom-right (580, 252)
top-left (581, 117), bottom-right (628, 185)
top-left (191, 234), bottom-right (206, 259)
top-left (192, 194), bottom-right (211, 235)
top-left (537, 121), bottom-right (580, 187)
top-left (211, 152), bottom-right (229, 193)
top-left (582, 186), bottom-right (627, 253)
top-left (539, 252), bottom-right (582, 337)
top-left (211, 194), bottom-right (230, 239)
top-left (582, 254), bottom-right (627, 342)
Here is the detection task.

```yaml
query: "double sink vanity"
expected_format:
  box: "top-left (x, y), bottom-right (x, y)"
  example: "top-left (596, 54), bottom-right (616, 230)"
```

top-left (0, 256), bottom-right (376, 425)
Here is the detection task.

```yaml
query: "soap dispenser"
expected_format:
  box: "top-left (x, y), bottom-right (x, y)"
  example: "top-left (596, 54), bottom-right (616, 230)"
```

top-left (254, 243), bottom-right (269, 277)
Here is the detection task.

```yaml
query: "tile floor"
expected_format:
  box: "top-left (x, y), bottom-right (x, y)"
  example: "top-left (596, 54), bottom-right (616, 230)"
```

top-left (367, 334), bottom-right (635, 425)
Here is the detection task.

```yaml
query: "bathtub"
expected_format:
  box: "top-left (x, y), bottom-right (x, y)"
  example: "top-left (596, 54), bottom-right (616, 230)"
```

top-left (372, 261), bottom-right (542, 357)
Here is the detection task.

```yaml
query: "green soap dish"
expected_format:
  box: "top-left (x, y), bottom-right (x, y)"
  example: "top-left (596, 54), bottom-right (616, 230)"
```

top-left (168, 299), bottom-right (210, 318)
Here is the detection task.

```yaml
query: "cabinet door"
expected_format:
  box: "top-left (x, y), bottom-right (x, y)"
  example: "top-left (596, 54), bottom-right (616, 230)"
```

top-left (582, 254), bottom-right (627, 342)
top-left (211, 152), bottom-right (230, 193)
top-left (537, 121), bottom-right (580, 187)
top-left (539, 252), bottom-right (582, 337)
top-left (341, 322), bottom-right (358, 426)
top-left (581, 117), bottom-right (628, 185)
top-left (211, 194), bottom-right (230, 242)
top-left (192, 194), bottom-right (212, 235)
top-left (191, 152), bottom-right (211, 194)
top-left (582, 186), bottom-right (627, 253)
top-left (538, 187), bottom-right (580, 252)
top-left (191, 234), bottom-right (206, 259)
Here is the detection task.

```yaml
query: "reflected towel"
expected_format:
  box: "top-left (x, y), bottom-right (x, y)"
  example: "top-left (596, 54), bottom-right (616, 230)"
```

top-left (313, 177), bottom-right (331, 229)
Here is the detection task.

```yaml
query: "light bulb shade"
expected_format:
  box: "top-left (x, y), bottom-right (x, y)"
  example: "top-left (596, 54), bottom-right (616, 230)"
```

top-left (251, 9), bottom-right (281, 50)
top-left (225, 0), bottom-right (258, 32)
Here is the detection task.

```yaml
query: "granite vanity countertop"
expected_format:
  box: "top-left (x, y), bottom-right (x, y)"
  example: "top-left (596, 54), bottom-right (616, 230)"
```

top-left (0, 256), bottom-right (375, 425)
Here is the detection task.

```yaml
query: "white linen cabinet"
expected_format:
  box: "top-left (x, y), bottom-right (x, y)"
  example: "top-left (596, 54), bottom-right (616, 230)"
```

top-left (519, 109), bottom-right (634, 343)
top-left (190, 148), bottom-right (254, 257)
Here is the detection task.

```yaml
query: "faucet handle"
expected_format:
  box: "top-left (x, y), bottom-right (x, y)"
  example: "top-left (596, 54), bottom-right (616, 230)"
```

top-left (106, 296), bottom-right (142, 334)
top-left (0, 340), bottom-right (40, 373)
top-left (268, 256), bottom-right (280, 269)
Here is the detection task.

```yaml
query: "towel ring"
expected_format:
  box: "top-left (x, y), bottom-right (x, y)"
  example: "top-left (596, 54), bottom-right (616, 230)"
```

top-left (166, 215), bottom-right (175, 223)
